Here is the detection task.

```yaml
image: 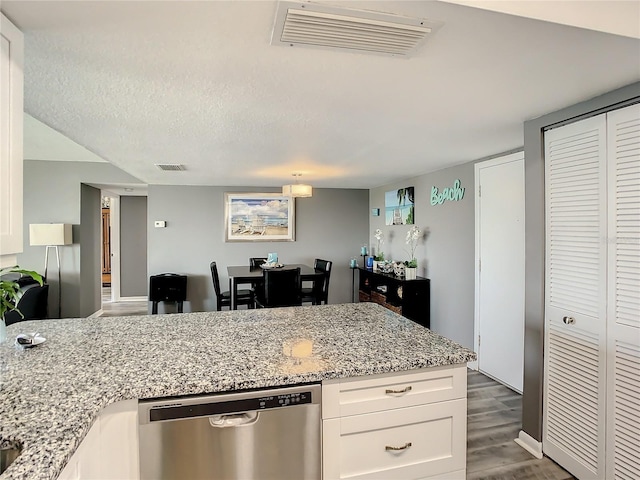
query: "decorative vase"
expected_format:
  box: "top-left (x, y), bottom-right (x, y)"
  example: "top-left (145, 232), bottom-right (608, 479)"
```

top-left (0, 318), bottom-right (6, 343)
top-left (405, 267), bottom-right (417, 280)
top-left (393, 262), bottom-right (405, 277)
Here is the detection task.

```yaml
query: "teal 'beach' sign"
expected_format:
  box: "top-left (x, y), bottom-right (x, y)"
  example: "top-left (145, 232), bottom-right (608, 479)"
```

top-left (431, 179), bottom-right (465, 206)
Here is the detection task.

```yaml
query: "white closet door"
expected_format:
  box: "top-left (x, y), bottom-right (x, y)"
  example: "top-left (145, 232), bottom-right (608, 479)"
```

top-left (543, 114), bottom-right (607, 480)
top-left (606, 103), bottom-right (640, 480)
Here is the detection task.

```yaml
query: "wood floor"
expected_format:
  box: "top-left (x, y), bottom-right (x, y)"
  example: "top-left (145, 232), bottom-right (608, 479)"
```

top-left (467, 370), bottom-right (574, 480)
top-left (98, 293), bottom-right (575, 479)
top-left (100, 287), bottom-right (148, 317)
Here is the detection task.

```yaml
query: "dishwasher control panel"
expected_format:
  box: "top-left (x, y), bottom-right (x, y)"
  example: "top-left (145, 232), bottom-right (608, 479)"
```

top-left (144, 387), bottom-right (317, 423)
top-left (258, 391), bottom-right (312, 409)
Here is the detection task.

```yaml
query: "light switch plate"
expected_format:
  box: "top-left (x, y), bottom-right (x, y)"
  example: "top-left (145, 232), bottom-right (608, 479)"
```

top-left (154, 220), bottom-right (166, 228)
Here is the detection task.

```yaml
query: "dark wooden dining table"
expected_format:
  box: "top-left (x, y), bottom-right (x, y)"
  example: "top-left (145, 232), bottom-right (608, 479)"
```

top-left (227, 264), bottom-right (323, 310)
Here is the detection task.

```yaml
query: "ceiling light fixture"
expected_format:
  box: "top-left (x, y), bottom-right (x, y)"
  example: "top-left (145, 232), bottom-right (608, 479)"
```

top-left (282, 173), bottom-right (312, 198)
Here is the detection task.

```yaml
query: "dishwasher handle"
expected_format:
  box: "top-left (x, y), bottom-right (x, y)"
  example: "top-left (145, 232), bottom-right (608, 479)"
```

top-left (208, 411), bottom-right (259, 428)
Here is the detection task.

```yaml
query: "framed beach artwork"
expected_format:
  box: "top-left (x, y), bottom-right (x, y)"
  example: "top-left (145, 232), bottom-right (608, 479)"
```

top-left (385, 186), bottom-right (415, 225)
top-left (224, 193), bottom-right (295, 242)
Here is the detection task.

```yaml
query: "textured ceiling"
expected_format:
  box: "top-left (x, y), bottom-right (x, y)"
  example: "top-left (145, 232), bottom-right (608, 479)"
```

top-left (3, 1), bottom-right (640, 189)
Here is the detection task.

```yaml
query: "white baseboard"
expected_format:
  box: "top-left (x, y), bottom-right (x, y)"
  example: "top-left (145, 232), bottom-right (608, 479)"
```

top-left (514, 430), bottom-right (543, 459)
top-left (88, 309), bottom-right (104, 318)
top-left (117, 296), bottom-right (147, 302)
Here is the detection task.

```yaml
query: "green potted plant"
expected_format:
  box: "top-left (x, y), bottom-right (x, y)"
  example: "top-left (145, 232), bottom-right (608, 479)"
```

top-left (0, 266), bottom-right (43, 343)
top-left (373, 229), bottom-right (384, 270)
top-left (404, 226), bottom-right (421, 280)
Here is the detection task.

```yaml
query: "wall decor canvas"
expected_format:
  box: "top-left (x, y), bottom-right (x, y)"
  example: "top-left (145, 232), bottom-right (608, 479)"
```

top-left (385, 187), bottom-right (414, 225)
top-left (225, 193), bottom-right (295, 242)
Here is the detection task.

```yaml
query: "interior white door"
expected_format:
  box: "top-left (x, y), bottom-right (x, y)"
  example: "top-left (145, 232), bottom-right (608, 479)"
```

top-left (475, 152), bottom-right (525, 392)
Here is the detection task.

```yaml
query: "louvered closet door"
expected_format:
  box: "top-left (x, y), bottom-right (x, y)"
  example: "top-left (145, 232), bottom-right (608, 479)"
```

top-left (606, 104), bottom-right (640, 480)
top-left (544, 114), bottom-right (607, 480)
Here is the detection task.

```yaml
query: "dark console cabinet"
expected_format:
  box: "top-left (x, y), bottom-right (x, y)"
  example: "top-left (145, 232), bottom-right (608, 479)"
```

top-left (357, 267), bottom-right (430, 328)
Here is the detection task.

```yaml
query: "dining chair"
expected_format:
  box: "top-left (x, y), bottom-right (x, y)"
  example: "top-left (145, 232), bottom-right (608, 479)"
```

top-left (302, 259), bottom-right (332, 305)
top-left (248, 257), bottom-right (268, 297)
top-left (255, 267), bottom-right (302, 308)
top-left (210, 261), bottom-right (254, 310)
top-left (249, 257), bottom-right (268, 268)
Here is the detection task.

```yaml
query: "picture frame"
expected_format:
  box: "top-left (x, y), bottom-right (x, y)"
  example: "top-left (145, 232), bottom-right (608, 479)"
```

top-left (385, 186), bottom-right (415, 225)
top-left (224, 193), bottom-right (295, 242)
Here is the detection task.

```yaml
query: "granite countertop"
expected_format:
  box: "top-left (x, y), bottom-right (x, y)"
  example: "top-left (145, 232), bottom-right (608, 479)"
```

top-left (0, 302), bottom-right (476, 480)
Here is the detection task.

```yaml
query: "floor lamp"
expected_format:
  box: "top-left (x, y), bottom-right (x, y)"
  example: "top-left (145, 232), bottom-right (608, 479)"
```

top-left (29, 223), bottom-right (73, 319)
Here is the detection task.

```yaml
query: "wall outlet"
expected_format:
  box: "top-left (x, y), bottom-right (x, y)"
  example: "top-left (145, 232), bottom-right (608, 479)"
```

top-left (154, 220), bottom-right (166, 228)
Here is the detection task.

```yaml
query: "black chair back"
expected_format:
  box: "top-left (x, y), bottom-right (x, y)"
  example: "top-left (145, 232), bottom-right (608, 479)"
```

top-left (210, 262), bottom-right (222, 298)
top-left (149, 273), bottom-right (187, 314)
top-left (250, 257), bottom-right (268, 269)
top-left (261, 267), bottom-right (302, 307)
top-left (4, 283), bottom-right (50, 326)
top-left (314, 259), bottom-right (332, 303)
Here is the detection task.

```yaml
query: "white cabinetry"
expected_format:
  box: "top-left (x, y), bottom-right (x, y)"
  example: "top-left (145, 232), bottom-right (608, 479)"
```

top-left (0, 13), bottom-right (23, 260)
top-left (543, 103), bottom-right (640, 480)
top-left (57, 400), bottom-right (139, 480)
top-left (322, 364), bottom-right (467, 480)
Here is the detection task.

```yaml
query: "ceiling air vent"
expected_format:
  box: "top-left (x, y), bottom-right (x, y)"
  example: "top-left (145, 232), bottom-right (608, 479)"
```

top-left (155, 164), bottom-right (186, 171)
top-left (271, 2), bottom-right (442, 57)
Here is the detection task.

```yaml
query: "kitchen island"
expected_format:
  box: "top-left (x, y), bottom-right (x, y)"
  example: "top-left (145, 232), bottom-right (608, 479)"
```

top-left (0, 303), bottom-right (475, 480)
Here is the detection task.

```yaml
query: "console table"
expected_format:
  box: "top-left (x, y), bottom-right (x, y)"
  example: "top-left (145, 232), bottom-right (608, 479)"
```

top-left (357, 267), bottom-right (430, 328)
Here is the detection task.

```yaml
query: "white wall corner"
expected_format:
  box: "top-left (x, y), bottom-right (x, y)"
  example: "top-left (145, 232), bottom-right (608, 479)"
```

top-left (514, 430), bottom-right (543, 459)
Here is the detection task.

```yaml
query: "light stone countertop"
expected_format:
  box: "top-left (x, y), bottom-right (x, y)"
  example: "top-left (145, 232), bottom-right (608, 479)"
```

top-left (0, 302), bottom-right (476, 480)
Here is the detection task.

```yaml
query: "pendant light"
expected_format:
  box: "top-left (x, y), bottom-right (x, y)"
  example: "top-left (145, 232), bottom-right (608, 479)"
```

top-left (282, 173), bottom-right (312, 198)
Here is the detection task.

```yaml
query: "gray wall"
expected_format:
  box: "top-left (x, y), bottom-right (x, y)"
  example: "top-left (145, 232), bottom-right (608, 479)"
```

top-left (521, 81), bottom-right (640, 441)
top-left (147, 185), bottom-right (369, 313)
top-left (19, 160), bottom-right (142, 318)
top-left (120, 196), bottom-right (148, 297)
top-left (79, 184), bottom-right (102, 317)
top-left (370, 163), bottom-right (476, 349)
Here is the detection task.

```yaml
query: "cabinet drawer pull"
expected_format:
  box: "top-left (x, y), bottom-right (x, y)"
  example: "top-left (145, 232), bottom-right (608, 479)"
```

top-left (385, 442), bottom-right (412, 451)
top-left (562, 316), bottom-right (576, 325)
top-left (385, 386), bottom-right (412, 394)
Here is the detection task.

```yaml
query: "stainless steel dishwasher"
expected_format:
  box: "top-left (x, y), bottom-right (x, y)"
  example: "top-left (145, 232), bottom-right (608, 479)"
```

top-left (138, 383), bottom-right (321, 480)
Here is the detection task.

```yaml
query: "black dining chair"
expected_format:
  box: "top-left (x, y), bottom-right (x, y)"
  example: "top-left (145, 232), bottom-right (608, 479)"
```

top-left (249, 257), bottom-right (268, 295)
top-left (249, 257), bottom-right (268, 268)
top-left (302, 259), bottom-right (332, 305)
top-left (210, 262), bottom-right (254, 310)
top-left (255, 267), bottom-right (302, 308)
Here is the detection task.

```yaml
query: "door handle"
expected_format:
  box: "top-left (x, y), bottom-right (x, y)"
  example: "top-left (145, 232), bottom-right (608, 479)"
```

top-left (562, 316), bottom-right (576, 325)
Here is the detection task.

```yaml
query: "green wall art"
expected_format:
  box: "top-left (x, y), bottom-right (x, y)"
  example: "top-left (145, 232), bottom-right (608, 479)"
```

top-left (385, 186), bottom-right (414, 225)
top-left (430, 179), bottom-right (465, 206)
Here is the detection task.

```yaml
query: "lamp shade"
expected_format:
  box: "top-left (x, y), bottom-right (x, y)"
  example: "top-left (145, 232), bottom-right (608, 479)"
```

top-left (29, 224), bottom-right (73, 246)
top-left (282, 184), bottom-right (313, 197)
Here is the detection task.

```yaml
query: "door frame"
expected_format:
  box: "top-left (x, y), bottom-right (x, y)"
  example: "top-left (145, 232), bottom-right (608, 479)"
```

top-left (473, 151), bottom-right (525, 377)
top-left (101, 191), bottom-right (121, 302)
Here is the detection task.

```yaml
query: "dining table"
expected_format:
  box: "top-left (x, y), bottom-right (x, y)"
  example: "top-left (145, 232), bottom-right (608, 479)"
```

top-left (227, 263), bottom-right (323, 310)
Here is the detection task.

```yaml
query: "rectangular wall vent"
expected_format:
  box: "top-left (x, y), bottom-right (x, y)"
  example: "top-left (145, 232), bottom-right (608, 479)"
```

top-left (155, 164), bottom-right (186, 171)
top-left (271, 2), bottom-right (441, 57)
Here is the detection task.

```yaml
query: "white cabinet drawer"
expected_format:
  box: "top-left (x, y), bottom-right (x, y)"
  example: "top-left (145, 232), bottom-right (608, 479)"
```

top-left (322, 398), bottom-right (467, 480)
top-left (323, 364), bottom-right (466, 419)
